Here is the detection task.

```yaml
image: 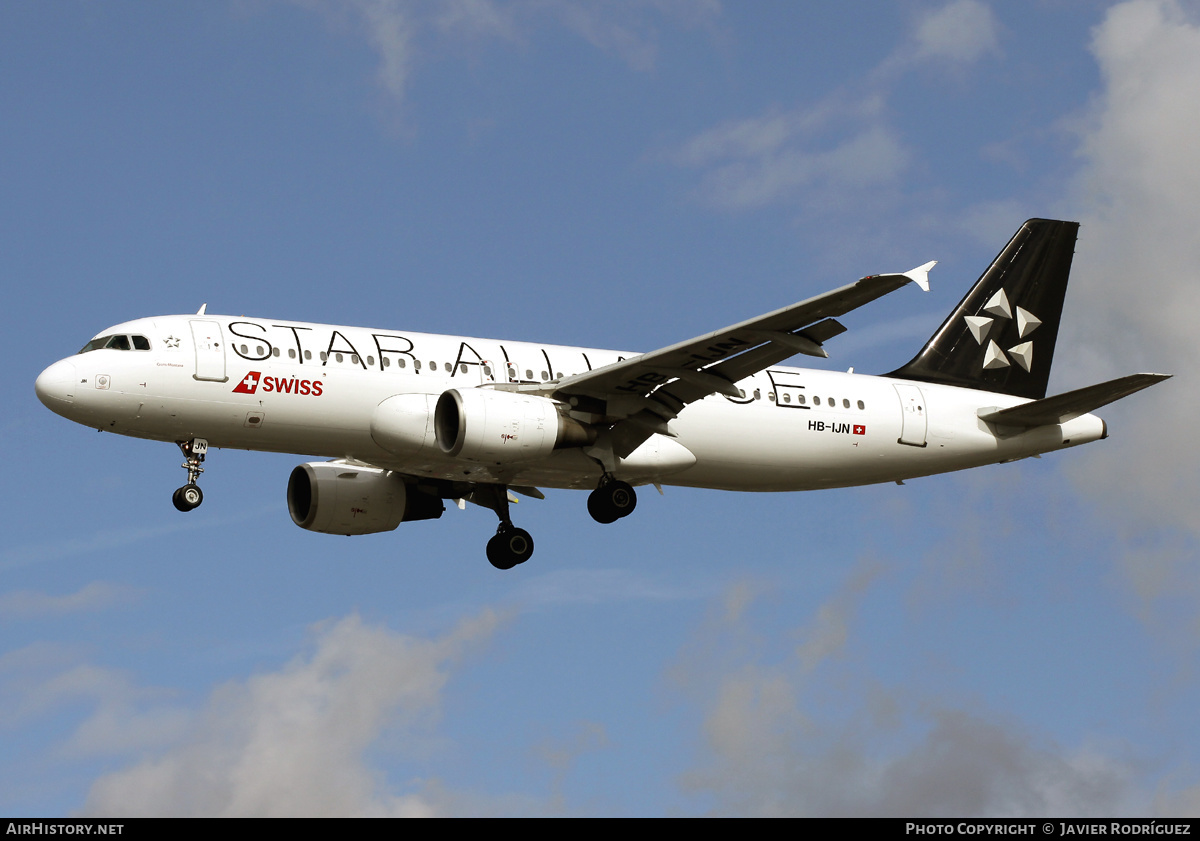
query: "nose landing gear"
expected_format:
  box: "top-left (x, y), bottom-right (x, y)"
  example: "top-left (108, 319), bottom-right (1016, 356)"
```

top-left (172, 438), bottom-right (208, 512)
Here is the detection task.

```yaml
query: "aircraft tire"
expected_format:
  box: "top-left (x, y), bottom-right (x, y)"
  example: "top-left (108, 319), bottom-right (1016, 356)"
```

top-left (588, 481), bottom-right (636, 523)
top-left (607, 481), bottom-right (637, 518)
top-left (487, 527), bottom-right (534, 570)
top-left (587, 492), bottom-right (618, 524)
top-left (175, 483), bottom-right (203, 512)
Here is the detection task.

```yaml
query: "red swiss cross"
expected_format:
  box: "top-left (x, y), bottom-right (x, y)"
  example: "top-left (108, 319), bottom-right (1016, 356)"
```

top-left (853, 424), bottom-right (866, 435)
top-left (233, 372), bottom-right (261, 394)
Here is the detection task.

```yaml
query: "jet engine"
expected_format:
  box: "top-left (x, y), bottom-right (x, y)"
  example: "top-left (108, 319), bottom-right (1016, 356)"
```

top-left (434, 388), bottom-right (595, 464)
top-left (287, 461), bottom-right (444, 536)
top-left (370, 393), bottom-right (440, 456)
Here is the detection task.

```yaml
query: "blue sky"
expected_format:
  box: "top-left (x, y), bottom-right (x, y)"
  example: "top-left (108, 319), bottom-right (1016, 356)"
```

top-left (3, 0), bottom-right (1199, 817)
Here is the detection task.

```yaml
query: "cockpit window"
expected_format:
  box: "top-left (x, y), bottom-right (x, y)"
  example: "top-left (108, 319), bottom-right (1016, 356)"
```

top-left (78, 334), bottom-right (151, 354)
top-left (79, 336), bottom-right (112, 353)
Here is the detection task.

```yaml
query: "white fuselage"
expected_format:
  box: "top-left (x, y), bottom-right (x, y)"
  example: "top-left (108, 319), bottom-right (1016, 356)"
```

top-left (35, 314), bottom-right (1107, 493)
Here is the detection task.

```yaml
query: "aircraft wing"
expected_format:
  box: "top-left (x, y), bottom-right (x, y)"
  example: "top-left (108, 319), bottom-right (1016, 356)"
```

top-left (552, 264), bottom-right (934, 436)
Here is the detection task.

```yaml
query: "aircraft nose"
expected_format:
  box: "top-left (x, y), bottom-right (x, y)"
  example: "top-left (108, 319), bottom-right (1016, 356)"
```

top-left (35, 359), bottom-right (77, 410)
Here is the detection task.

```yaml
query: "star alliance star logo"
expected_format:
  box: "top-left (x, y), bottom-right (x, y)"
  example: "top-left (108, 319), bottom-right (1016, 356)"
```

top-left (963, 289), bottom-right (1041, 372)
top-left (164, 335), bottom-right (181, 349)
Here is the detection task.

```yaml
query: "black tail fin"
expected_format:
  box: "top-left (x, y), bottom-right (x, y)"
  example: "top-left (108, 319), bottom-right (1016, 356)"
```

top-left (887, 218), bottom-right (1079, 400)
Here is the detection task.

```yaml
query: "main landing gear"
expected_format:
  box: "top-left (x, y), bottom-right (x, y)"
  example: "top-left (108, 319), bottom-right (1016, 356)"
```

top-left (172, 438), bottom-right (208, 512)
top-left (473, 485), bottom-right (535, 570)
top-left (487, 526), bottom-right (534, 571)
top-left (587, 476), bottom-right (637, 524)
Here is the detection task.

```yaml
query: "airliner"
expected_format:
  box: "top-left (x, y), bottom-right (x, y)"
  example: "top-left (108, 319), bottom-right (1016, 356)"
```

top-left (35, 219), bottom-right (1168, 569)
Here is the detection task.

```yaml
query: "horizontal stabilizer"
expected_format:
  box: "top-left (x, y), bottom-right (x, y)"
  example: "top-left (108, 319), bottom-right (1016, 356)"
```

top-left (978, 373), bottom-right (1171, 428)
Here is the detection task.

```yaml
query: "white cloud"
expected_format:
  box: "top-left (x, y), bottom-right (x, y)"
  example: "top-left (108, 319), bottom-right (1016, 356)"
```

top-left (0, 582), bottom-right (143, 621)
top-left (1050, 0), bottom-right (1200, 626)
top-left (511, 567), bottom-right (713, 608)
top-left (301, 0), bottom-right (722, 107)
top-left (540, 0), bottom-right (721, 71)
top-left (911, 0), bottom-right (1001, 65)
top-left (0, 644), bottom-right (187, 756)
top-left (357, 0), bottom-right (418, 101)
top-left (668, 2), bottom-right (1003, 216)
top-left (674, 578), bottom-right (1156, 817)
top-left (673, 100), bottom-right (909, 212)
top-left (0, 506), bottom-right (272, 572)
top-left (78, 611), bottom-right (502, 817)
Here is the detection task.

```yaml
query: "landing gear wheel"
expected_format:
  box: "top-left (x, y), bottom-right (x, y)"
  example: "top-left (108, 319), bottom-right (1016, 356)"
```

top-left (172, 483), bottom-right (203, 512)
top-left (588, 480), bottom-right (637, 524)
top-left (486, 527), bottom-right (534, 570)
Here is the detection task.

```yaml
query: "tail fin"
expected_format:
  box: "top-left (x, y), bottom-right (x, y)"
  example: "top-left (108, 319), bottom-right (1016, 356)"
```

top-left (887, 218), bottom-right (1079, 400)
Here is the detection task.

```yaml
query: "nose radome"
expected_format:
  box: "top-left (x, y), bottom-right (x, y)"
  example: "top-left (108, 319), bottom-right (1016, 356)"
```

top-left (35, 359), bottom-right (76, 409)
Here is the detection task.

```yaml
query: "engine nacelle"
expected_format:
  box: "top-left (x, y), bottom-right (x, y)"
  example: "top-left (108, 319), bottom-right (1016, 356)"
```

top-left (434, 388), bottom-right (594, 464)
top-left (370, 393), bottom-right (440, 456)
top-left (287, 462), bottom-right (444, 536)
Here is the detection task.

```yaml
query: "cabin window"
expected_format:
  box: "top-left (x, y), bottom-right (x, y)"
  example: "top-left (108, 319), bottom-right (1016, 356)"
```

top-left (460, 364), bottom-right (468, 374)
top-left (132, 335), bottom-right (150, 350)
top-left (288, 349), bottom-right (296, 359)
top-left (753, 389), bottom-right (761, 400)
top-left (483, 365), bottom-right (491, 376)
top-left (444, 362), bottom-right (452, 373)
top-left (813, 396), bottom-right (821, 406)
top-left (843, 399), bottom-right (850, 409)
top-left (798, 395), bottom-right (806, 405)
top-left (304, 350), bottom-right (312, 360)
top-left (768, 393), bottom-right (776, 401)
top-left (541, 371), bottom-right (548, 381)
top-left (319, 352), bottom-right (327, 362)
top-left (335, 353), bottom-right (344, 363)
top-left (367, 356), bottom-right (375, 366)
top-left (414, 360), bottom-right (422, 371)
top-left (272, 347), bottom-right (280, 357)
top-left (256, 345), bottom-right (265, 356)
top-left (351, 354), bottom-right (360, 365)
top-left (783, 393), bottom-right (791, 403)
top-left (525, 369), bottom-right (533, 380)
top-left (239, 344), bottom-right (248, 354)
top-left (827, 397), bottom-right (834, 405)
top-left (556, 372), bottom-right (563, 379)
top-left (857, 400), bottom-right (865, 410)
